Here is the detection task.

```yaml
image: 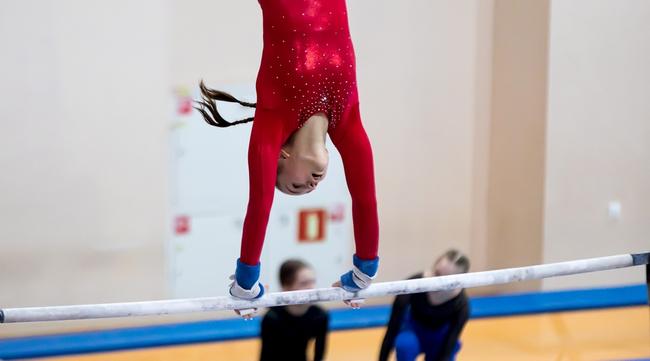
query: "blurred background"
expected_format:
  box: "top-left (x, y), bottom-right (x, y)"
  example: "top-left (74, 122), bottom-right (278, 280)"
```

top-left (0, 0), bottom-right (649, 359)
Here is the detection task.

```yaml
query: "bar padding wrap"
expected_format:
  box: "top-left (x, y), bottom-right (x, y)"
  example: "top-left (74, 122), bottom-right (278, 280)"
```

top-left (632, 252), bottom-right (650, 266)
top-left (646, 263), bottom-right (649, 307)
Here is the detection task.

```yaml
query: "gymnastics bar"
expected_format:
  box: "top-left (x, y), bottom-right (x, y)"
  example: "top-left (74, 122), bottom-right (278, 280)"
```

top-left (1, 252), bottom-right (648, 323)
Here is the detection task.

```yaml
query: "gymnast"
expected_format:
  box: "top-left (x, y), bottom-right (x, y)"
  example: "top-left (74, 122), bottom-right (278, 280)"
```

top-left (260, 259), bottom-right (329, 361)
top-left (195, 0), bottom-right (380, 307)
top-left (379, 250), bottom-right (470, 361)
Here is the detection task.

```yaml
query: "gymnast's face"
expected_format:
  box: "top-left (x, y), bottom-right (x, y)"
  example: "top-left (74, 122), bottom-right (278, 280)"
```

top-left (433, 257), bottom-right (464, 277)
top-left (282, 267), bottom-right (317, 292)
top-left (276, 148), bottom-right (329, 195)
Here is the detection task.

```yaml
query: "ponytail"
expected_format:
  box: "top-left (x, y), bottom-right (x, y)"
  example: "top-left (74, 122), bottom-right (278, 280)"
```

top-left (194, 80), bottom-right (256, 127)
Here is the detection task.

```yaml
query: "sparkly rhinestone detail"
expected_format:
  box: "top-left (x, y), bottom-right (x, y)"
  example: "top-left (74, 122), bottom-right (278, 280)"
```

top-left (257, 0), bottom-right (359, 129)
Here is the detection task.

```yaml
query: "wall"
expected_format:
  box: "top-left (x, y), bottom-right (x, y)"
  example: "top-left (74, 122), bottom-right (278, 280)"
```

top-left (484, 0), bottom-right (550, 292)
top-left (347, 0), bottom-right (494, 283)
top-left (542, 0), bottom-right (650, 289)
top-left (0, 0), bottom-right (170, 307)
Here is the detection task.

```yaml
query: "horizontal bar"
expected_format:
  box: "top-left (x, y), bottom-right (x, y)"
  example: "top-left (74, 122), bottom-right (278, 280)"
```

top-left (1, 252), bottom-right (647, 323)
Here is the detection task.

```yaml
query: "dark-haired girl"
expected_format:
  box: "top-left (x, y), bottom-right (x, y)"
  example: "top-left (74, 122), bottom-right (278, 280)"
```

top-left (379, 250), bottom-right (471, 361)
top-left (260, 259), bottom-right (328, 361)
top-left (196, 0), bottom-right (379, 302)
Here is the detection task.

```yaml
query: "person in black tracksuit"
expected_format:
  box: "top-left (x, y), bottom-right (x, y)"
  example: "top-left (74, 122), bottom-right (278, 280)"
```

top-left (260, 259), bottom-right (329, 361)
top-left (379, 249), bottom-right (471, 361)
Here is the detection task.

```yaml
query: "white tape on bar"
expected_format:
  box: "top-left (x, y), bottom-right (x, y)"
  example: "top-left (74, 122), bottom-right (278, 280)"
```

top-left (0, 253), bottom-right (645, 323)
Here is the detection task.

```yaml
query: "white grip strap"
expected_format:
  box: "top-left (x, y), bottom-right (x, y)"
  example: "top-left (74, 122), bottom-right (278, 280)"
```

top-left (229, 275), bottom-right (262, 299)
top-left (352, 264), bottom-right (376, 289)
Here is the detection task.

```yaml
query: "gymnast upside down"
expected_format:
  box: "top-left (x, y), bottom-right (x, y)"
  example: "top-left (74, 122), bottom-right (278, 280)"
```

top-left (196, 0), bottom-right (379, 307)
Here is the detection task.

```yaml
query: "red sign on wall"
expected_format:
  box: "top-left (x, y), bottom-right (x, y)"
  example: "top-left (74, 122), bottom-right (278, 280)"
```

top-left (298, 209), bottom-right (327, 242)
top-left (174, 87), bottom-right (193, 116)
top-left (175, 215), bottom-right (190, 235)
top-left (177, 98), bottom-right (193, 115)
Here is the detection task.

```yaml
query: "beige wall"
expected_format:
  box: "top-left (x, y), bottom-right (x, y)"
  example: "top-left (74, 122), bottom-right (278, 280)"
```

top-left (0, 0), bottom-right (170, 307)
top-left (542, 0), bottom-right (650, 289)
top-left (469, 0), bottom-right (495, 274)
top-left (351, 0), bottom-right (494, 282)
top-left (170, 0), bottom-right (261, 86)
top-left (483, 0), bottom-right (550, 293)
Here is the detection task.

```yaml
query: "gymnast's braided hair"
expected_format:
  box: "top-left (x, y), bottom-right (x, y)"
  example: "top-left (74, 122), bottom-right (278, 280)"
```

top-left (194, 80), bottom-right (256, 127)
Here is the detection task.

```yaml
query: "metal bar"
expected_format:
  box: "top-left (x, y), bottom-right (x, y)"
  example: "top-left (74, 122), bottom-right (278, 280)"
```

top-left (1, 252), bottom-right (647, 323)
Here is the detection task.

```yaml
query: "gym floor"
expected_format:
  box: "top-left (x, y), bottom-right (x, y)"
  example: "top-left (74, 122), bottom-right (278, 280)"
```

top-left (37, 306), bottom-right (650, 361)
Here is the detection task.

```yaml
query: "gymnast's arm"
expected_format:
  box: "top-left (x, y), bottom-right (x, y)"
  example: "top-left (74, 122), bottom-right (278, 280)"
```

top-left (239, 109), bottom-right (287, 266)
top-left (378, 294), bottom-right (410, 361)
top-left (329, 103), bottom-right (379, 263)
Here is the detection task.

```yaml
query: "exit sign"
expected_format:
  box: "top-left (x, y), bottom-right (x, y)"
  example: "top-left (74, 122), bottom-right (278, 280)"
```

top-left (298, 209), bottom-right (327, 242)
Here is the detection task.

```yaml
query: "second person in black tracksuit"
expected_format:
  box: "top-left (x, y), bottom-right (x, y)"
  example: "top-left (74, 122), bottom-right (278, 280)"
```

top-left (260, 259), bottom-right (329, 361)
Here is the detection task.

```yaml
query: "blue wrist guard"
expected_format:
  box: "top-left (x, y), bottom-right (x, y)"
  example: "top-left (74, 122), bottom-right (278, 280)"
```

top-left (230, 259), bottom-right (265, 299)
top-left (340, 255), bottom-right (379, 292)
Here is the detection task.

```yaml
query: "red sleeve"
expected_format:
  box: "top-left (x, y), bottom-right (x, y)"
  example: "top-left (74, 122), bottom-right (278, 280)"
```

top-left (329, 103), bottom-right (379, 260)
top-left (239, 108), bottom-right (288, 265)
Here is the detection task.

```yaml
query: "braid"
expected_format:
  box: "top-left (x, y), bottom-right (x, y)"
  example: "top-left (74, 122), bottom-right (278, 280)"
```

top-left (194, 80), bottom-right (256, 128)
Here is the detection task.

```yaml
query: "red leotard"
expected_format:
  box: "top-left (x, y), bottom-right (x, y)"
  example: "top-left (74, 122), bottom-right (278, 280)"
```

top-left (240, 0), bottom-right (378, 265)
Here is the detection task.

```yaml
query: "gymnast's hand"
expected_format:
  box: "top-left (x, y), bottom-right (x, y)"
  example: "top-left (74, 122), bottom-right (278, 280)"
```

top-left (229, 259), bottom-right (265, 299)
top-left (230, 275), bottom-right (260, 320)
top-left (229, 259), bottom-right (265, 319)
top-left (230, 273), bottom-right (261, 320)
top-left (332, 280), bottom-right (366, 309)
top-left (234, 307), bottom-right (258, 320)
top-left (338, 254), bottom-right (379, 288)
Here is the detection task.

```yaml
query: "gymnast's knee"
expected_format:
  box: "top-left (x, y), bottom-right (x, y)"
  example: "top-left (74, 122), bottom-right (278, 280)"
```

top-left (395, 330), bottom-right (421, 361)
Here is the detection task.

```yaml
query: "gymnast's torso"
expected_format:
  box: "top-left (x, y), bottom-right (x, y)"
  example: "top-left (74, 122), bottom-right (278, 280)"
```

top-left (256, 0), bottom-right (359, 128)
